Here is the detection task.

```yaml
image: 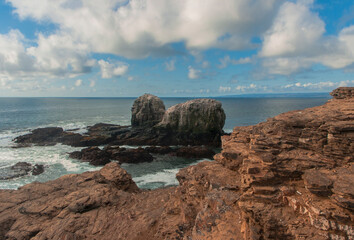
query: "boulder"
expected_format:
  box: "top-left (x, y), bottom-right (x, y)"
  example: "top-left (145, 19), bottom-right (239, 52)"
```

top-left (158, 99), bottom-right (225, 134)
top-left (131, 94), bottom-right (165, 127)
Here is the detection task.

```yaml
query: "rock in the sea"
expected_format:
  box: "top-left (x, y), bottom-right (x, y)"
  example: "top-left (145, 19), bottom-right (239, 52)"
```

top-left (170, 146), bottom-right (216, 159)
top-left (0, 162), bottom-right (45, 180)
top-left (131, 94), bottom-right (165, 127)
top-left (105, 146), bottom-right (154, 164)
top-left (158, 98), bottom-right (225, 134)
top-left (69, 147), bottom-right (111, 166)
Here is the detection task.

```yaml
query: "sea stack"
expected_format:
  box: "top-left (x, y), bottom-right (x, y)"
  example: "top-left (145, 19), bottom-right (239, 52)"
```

top-left (131, 94), bottom-right (166, 127)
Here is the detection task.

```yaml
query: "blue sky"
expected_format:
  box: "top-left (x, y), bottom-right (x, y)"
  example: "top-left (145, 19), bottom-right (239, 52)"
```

top-left (0, 0), bottom-right (353, 97)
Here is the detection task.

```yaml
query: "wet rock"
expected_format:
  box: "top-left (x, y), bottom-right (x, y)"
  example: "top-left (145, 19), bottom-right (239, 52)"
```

top-left (105, 146), bottom-right (154, 164)
top-left (131, 94), bottom-right (165, 127)
top-left (14, 127), bottom-right (64, 146)
top-left (32, 164), bottom-right (45, 176)
top-left (144, 146), bottom-right (173, 154)
top-left (170, 146), bottom-right (216, 159)
top-left (69, 147), bottom-right (111, 166)
top-left (0, 162), bottom-right (45, 180)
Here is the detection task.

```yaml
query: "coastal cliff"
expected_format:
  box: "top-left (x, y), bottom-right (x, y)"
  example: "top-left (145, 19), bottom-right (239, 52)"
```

top-left (0, 87), bottom-right (353, 240)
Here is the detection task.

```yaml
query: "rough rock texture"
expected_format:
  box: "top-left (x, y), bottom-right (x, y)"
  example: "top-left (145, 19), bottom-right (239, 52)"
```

top-left (131, 94), bottom-right (166, 127)
top-left (330, 87), bottom-right (354, 99)
top-left (158, 98), bottom-right (225, 134)
top-left (3, 87), bottom-right (352, 240)
top-left (0, 162), bottom-right (44, 180)
top-left (14, 97), bottom-right (226, 147)
top-left (69, 146), bottom-right (215, 166)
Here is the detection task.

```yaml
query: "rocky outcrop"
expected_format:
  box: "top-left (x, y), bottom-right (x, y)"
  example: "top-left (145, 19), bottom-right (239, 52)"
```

top-left (14, 96), bottom-right (226, 148)
top-left (156, 99), bottom-right (225, 145)
top-left (131, 94), bottom-right (166, 127)
top-left (330, 87), bottom-right (354, 99)
top-left (69, 146), bottom-right (215, 166)
top-left (0, 162), bottom-right (44, 180)
top-left (4, 88), bottom-right (352, 239)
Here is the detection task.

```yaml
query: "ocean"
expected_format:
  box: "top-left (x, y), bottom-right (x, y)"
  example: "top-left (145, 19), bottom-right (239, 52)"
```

top-left (0, 96), bottom-right (330, 189)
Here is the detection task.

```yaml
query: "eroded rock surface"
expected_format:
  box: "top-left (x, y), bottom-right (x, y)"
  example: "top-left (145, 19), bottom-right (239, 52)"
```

top-left (131, 94), bottom-right (166, 127)
top-left (3, 87), bottom-right (353, 239)
top-left (14, 97), bottom-right (226, 147)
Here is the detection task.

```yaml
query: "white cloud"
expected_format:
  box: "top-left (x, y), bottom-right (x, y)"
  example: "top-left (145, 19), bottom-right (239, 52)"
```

top-left (218, 55), bottom-right (252, 68)
top-left (89, 80), bottom-right (95, 87)
top-left (128, 76), bottom-right (134, 81)
top-left (188, 66), bottom-right (201, 79)
top-left (98, 59), bottom-right (128, 78)
top-left (281, 80), bottom-right (354, 89)
top-left (165, 59), bottom-right (176, 71)
top-left (260, 1), bottom-right (354, 75)
top-left (75, 79), bottom-right (82, 87)
top-left (218, 86), bottom-right (231, 93)
top-left (0, 30), bottom-right (94, 82)
top-left (7, 0), bottom-right (281, 58)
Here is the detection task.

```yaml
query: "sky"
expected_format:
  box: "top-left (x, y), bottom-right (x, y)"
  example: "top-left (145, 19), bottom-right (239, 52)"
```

top-left (0, 0), bottom-right (353, 97)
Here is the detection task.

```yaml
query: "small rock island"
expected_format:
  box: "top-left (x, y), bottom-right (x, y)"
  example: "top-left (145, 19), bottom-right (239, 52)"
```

top-left (0, 87), bottom-right (353, 239)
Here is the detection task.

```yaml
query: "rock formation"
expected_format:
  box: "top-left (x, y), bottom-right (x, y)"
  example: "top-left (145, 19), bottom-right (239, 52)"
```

top-left (0, 162), bottom-right (44, 180)
top-left (3, 87), bottom-right (352, 239)
top-left (14, 96), bottom-right (226, 147)
top-left (131, 94), bottom-right (166, 127)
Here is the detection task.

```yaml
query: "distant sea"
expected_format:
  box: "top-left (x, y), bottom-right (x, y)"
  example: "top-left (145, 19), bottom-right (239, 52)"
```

top-left (0, 95), bottom-right (330, 189)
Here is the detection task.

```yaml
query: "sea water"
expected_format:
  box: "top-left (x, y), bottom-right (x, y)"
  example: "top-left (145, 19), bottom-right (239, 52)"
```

top-left (0, 97), bottom-right (330, 189)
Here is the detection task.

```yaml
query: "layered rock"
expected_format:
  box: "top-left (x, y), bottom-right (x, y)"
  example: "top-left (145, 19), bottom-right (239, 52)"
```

top-left (131, 94), bottom-right (166, 127)
top-left (3, 87), bottom-right (352, 239)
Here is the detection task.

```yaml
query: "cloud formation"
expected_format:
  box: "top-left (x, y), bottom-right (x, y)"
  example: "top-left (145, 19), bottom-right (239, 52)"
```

top-left (260, 0), bottom-right (354, 75)
top-left (98, 60), bottom-right (129, 79)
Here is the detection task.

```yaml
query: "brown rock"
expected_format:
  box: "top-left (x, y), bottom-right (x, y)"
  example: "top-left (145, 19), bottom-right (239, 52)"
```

top-left (2, 87), bottom-right (353, 240)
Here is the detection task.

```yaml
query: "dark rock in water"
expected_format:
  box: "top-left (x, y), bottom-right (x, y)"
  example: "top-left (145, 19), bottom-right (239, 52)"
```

top-left (145, 146), bottom-right (173, 154)
top-left (70, 147), bottom-right (111, 166)
top-left (104, 146), bottom-right (154, 164)
top-left (14, 127), bottom-right (64, 146)
top-left (32, 164), bottom-right (45, 176)
top-left (0, 162), bottom-right (45, 180)
top-left (131, 94), bottom-right (165, 127)
top-left (170, 146), bottom-right (216, 159)
top-left (14, 96), bottom-right (226, 147)
top-left (69, 146), bottom-right (153, 165)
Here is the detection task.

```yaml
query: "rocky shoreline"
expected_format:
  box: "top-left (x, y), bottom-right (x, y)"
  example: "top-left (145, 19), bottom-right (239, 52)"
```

top-left (0, 87), bottom-right (353, 239)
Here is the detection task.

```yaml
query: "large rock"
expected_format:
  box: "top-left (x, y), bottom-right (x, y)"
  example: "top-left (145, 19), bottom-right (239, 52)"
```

top-left (131, 94), bottom-right (165, 127)
top-left (158, 98), bottom-right (225, 134)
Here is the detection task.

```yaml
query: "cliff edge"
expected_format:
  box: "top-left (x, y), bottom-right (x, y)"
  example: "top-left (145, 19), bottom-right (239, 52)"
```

top-left (0, 87), bottom-right (353, 239)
